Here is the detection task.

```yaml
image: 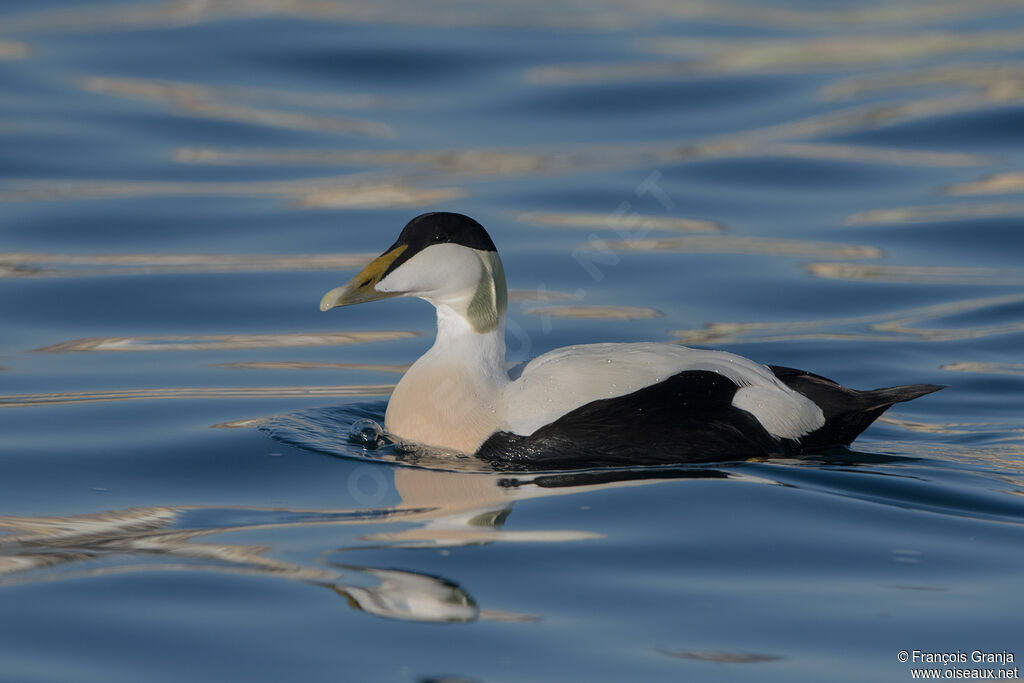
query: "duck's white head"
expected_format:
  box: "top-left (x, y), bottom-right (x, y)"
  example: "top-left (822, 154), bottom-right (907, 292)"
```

top-left (320, 212), bottom-right (508, 333)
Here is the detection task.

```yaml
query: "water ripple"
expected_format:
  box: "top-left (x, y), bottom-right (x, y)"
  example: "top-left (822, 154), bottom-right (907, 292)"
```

top-left (0, 385), bottom-right (394, 408)
top-left (0, 251), bottom-right (373, 278)
top-left (79, 76), bottom-right (396, 138)
top-left (673, 293), bottom-right (1024, 345)
top-left (34, 331), bottom-right (417, 353)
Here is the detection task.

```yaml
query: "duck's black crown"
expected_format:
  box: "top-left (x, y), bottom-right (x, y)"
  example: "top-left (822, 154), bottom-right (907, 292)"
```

top-left (379, 212), bottom-right (497, 279)
top-left (393, 212), bottom-right (496, 253)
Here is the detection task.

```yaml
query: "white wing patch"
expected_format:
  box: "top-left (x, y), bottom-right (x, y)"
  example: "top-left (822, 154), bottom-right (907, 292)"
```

top-left (732, 385), bottom-right (823, 441)
top-left (501, 342), bottom-right (824, 440)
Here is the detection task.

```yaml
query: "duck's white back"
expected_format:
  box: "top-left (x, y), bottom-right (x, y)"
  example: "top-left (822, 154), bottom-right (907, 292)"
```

top-left (501, 342), bottom-right (824, 441)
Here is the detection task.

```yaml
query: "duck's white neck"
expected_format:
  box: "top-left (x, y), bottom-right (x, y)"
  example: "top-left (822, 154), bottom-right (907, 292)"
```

top-left (430, 302), bottom-right (507, 373)
top-left (384, 303), bottom-right (509, 453)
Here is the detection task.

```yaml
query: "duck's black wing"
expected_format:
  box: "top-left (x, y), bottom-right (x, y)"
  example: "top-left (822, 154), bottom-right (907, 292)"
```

top-left (767, 365), bottom-right (945, 450)
top-left (476, 370), bottom-right (784, 470)
top-left (476, 366), bottom-right (945, 471)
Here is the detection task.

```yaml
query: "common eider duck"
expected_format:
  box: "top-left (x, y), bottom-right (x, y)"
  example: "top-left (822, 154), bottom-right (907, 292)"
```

top-left (320, 212), bottom-right (943, 468)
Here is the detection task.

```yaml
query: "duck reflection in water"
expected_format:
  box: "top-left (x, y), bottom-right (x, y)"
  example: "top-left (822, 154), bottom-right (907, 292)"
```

top-left (0, 462), bottom-right (753, 623)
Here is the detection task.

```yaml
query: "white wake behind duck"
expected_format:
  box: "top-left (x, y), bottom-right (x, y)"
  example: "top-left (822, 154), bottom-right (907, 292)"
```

top-left (320, 212), bottom-right (942, 468)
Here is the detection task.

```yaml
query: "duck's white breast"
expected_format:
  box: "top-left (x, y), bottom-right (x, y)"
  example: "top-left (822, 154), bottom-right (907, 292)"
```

top-left (385, 359), bottom-right (504, 453)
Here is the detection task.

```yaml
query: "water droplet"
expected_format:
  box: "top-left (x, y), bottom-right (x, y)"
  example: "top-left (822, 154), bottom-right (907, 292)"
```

top-left (348, 418), bottom-right (385, 450)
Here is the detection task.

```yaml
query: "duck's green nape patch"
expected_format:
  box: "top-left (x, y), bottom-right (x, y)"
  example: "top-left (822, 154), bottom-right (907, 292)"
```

top-left (467, 251), bottom-right (507, 333)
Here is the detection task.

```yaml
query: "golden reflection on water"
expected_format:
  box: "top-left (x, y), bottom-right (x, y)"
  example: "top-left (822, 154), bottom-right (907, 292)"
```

top-left (611, 235), bottom-right (881, 259)
top-left (35, 331), bottom-right (417, 353)
top-left (647, 138), bottom-right (991, 172)
top-left (507, 288), bottom-right (581, 302)
top-left (174, 140), bottom-right (986, 184)
top-left (941, 362), bottom-right (1024, 377)
top-left (217, 361), bottom-right (410, 373)
top-left (0, 177), bottom-right (464, 209)
top-left (4, 0), bottom-right (1022, 198)
top-left (0, 252), bottom-right (374, 278)
top-left (672, 293), bottom-right (1024, 345)
top-left (175, 146), bottom-right (586, 177)
top-left (6, 0), bottom-right (1023, 35)
top-left (806, 263), bottom-right (1024, 286)
top-left (297, 182), bottom-right (465, 209)
top-left (517, 211), bottom-right (722, 233)
top-left (2, 0), bottom-right (269, 33)
top-left (0, 385), bottom-right (395, 407)
top-left (847, 202), bottom-right (1024, 225)
top-left (502, 35), bottom-right (1012, 166)
top-left (0, 42), bottom-right (30, 59)
top-left (946, 172), bottom-right (1024, 196)
top-left (524, 305), bottom-right (662, 320)
top-left (643, 31), bottom-right (1024, 72)
top-left (709, 93), bottom-right (1022, 156)
top-left (529, 32), bottom-right (1024, 88)
top-left (643, 0), bottom-right (1024, 29)
top-left (80, 76), bottom-right (395, 138)
top-left (822, 62), bottom-right (1024, 100)
top-left (874, 416), bottom-right (1024, 438)
top-left (875, 439), bottom-right (1024, 483)
top-left (2, 0), bottom-right (643, 33)
top-left (757, 143), bottom-right (985, 168)
top-left (83, 76), bottom-right (391, 110)
top-left (8, 92), bottom-right (1000, 210)
top-left (11, 51), bottom-right (1000, 209)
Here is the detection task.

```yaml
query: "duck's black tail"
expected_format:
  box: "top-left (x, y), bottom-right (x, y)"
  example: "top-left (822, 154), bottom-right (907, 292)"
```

top-left (768, 365), bottom-right (945, 451)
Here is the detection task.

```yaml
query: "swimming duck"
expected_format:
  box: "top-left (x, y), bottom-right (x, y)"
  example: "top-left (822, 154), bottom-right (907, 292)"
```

top-left (320, 212), bottom-right (942, 468)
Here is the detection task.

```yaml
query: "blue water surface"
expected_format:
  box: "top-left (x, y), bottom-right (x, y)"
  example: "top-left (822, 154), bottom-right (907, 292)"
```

top-left (2, 1), bottom-right (1024, 681)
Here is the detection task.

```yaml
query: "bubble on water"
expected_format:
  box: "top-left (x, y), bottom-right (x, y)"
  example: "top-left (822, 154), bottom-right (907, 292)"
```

top-left (348, 418), bottom-right (385, 450)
